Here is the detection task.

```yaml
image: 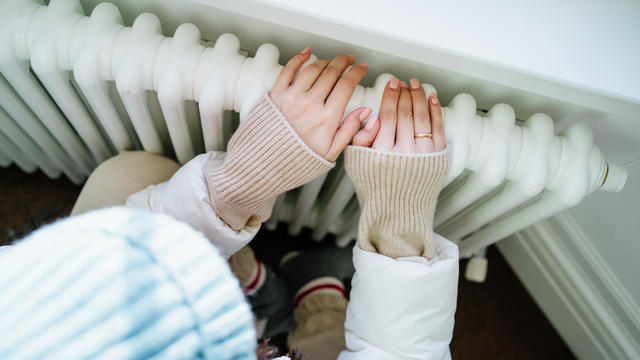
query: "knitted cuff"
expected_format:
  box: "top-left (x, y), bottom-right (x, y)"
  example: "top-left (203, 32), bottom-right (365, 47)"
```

top-left (294, 277), bottom-right (346, 307)
top-left (228, 246), bottom-right (266, 294)
top-left (206, 94), bottom-right (334, 230)
top-left (344, 146), bottom-right (449, 259)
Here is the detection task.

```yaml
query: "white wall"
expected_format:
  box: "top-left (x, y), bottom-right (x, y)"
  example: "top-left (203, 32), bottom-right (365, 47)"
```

top-left (568, 160), bottom-right (640, 299)
top-left (258, 0), bottom-right (640, 104)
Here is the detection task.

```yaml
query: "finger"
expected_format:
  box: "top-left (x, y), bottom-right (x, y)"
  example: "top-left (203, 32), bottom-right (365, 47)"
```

top-left (429, 93), bottom-right (446, 151)
top-left (352, 115), bottom-right (380, 147)
top-left (372, 77), bottom-right (400, 151)
top-left (326, 107), bottom-right (371, 161)
top-left (310, 54), bottom-right (355, 100)
top-left (326, 63), bottom-right (368, 116)
top-left (409, 78), bottom-right (432, 152)
top-left (292, 59), bottom-right (330, 91)
top-left (395, 81), bottom-right (415, 152)
top-left (272, 47), bottom-right (311, 92)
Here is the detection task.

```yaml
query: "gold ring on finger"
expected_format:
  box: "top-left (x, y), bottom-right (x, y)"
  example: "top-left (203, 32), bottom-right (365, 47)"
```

top-left (414, 132), bottom-right (433, 138)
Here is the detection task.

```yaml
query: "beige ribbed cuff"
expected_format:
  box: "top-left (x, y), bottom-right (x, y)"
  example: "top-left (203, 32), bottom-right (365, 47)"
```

top-left (206, 94), bottom-right (334, 230)
top-left (228, 246), bottom-right (258, 287)
top-left (344, 146), bottom-right (449, 259)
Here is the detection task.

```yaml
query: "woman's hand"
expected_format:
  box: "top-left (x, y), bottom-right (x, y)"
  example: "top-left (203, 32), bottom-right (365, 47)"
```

top-left (344, 76), bottom-right (449, 259)
top-left (206, 47), bottom-right (370, 231)
top-left (270, 47), bottom-right (371, 162)
top-left (352, 77), bottom-right (446, 153)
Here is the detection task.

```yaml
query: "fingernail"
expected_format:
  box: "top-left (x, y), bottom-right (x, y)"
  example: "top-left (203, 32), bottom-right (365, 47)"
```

top-left (300, 46), bottom-right (311, 55)
top-left (410, 78), bottom-right (420, 89)
top-left (359, 107), bottom-right (372, 121)
top-left (389, 77), bottom-right (399, 89)
top-left (365, 115), bottom-right (378, 130)
top-left (400, 81), bottom-right (408, 88)
top-left (430, 93), bottom-right (439, 104)
top-left (360, 63), bottom-right (368, 68)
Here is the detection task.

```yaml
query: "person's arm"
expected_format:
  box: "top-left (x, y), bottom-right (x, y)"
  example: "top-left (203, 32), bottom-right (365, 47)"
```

top-left (125, 151), bottom-right (259, 259)
top-left (127, 48), bottom-right (371, 258)
top-left (339, 78), bottom-right (459, 359)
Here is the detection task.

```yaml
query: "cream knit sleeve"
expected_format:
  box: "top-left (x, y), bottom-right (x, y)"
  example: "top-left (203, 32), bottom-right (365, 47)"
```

top-left (205, 94), bottom-right (334, 231)
top-left (344, 146), bottom-right (449, 259)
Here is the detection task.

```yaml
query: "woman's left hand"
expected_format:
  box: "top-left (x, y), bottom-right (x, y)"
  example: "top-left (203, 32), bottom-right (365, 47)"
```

top-left (352, 77), bottom-right (446, 154)
top-left (270, 47), bottom-right (371, 162)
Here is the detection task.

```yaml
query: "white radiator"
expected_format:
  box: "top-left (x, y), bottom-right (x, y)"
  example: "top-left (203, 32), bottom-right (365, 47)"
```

top-left (0, 0), bottom-right (628, 280)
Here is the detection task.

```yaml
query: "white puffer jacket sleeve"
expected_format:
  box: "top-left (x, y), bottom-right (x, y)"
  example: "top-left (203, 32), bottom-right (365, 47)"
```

top-left (127, 94), bottom-right (335, 259)
top-left (126, 152), bottom-right (260, 259)
top-left (339, 234), bottom-right (459, 360)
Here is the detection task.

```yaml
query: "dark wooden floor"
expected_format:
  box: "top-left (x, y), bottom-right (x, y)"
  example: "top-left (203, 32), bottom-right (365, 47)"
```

top-left (0, 165), bottom-right (575, 359)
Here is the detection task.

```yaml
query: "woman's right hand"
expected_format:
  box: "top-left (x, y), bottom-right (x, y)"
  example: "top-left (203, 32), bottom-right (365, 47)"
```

top-left (352, 77), bottom-right (446, 153)
top-left (270, 47), bottom-right (370, 162)
top-left (207, 48), bottom-right (369, 231)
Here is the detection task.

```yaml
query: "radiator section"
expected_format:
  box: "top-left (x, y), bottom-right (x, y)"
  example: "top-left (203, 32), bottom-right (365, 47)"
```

top-left (0, 0), bottom-right (627, 278)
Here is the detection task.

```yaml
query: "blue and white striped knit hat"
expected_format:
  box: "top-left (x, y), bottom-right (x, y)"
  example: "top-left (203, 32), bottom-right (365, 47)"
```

top-left (0, 207), bottom-right (256, 359)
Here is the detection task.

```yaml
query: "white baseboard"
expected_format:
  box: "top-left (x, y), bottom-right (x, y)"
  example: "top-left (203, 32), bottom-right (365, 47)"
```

top-left (497, 212), bottom-right (640, 360)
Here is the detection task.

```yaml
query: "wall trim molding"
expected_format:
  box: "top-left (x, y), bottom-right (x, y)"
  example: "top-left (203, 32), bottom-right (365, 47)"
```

top-left (497, 212), bottom-right (640, 359)
top-left (553, 212), bottom-right (640, 333)
top-left (622, 152), bottom-right (640, 166)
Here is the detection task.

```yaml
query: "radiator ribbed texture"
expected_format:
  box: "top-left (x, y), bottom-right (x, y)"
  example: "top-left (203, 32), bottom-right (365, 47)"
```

top-left (206, 94), bottom-right (334, 231)
top-left (345, 146), bottom-right (449, 259)
top-left (0, 207), bottom-right (256, 360)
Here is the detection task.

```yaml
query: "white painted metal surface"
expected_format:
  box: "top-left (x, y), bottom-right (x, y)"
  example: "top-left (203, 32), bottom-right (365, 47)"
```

top-left (0, 0), bottom-right (628, 277)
